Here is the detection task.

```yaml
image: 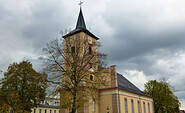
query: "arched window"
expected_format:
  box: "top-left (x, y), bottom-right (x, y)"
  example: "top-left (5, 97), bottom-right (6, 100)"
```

top-left (89, 47), bottom-right (92, 55)
top-left (131, 100), bottom-right (134, 113)
top-left (138, 101), bottom-right (141, 113)
top-left (125, 98), bottom-right (128, 113)
top-left (148, 103), bottom-right (150, 113)
top-left (90, 75), bottom-right (93, 81)
top-left (89, 63), bottom-right (92, 69)
top-left (143, 102), bottom-right (146, 113)
top-left (71, 46), bottom-right (75, 53)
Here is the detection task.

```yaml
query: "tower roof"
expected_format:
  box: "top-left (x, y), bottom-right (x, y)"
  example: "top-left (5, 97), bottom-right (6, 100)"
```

top-left (76, 8), bottom-right (86, 29)
top-left (63, 8), bottom-right (99, 40)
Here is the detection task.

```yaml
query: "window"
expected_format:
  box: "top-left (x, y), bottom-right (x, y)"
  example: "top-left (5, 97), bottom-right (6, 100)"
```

top-left (34, 109), bottom-right (36, 113)
top-left (89, 47), bottom-right (92, 55)
top-left (50, 110), bottom-right (52, 113)
top-left (143, 102), bottom-right (146, 113)
top-left (138, 101), bottom-right (141, 113)
top-left (39, 109), bottom-right (42, 113)
top-left (90, 75), bottom-right (93, 81)
top-left (92, 100), bottom-right (95, 112)
top-left (71, 46), bottom-right (75, 53)
top-left (54, 110), bottom-right (56, 113)
top-left (89, 63), bottom-right (92, 69)
top-left (148, 103), bottom-right (150, 113)
top-left (45, 109), bottom-right (47, 113)
top-left (131, 100), bottom-right (134, 113)
top-left (125, 98), bottom-right (128, 113)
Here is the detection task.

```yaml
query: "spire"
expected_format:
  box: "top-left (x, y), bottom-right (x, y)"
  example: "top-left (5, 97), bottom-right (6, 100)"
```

top-left (63, 4), bottom-right (99, 40)
top-left (76, 7), bottom-right (86, 29)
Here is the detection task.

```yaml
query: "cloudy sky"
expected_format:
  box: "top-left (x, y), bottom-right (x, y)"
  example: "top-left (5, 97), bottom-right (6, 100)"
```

top-left (0, 0), bottom-right (185, 109)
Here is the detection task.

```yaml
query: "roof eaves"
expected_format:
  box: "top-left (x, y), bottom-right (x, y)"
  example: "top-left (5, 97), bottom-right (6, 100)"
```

top-left (63, 29), bottom-right (99, 40)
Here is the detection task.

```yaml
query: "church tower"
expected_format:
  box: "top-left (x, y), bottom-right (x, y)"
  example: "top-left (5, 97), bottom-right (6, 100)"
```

top-left (61, 7), bottom-right (100, 113)
top-left (63, 7), bottom-right (99, 72)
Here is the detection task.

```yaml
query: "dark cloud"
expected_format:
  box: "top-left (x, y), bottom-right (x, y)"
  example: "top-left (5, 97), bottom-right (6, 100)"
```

top-left (0, 0), bottom-right (185, 109)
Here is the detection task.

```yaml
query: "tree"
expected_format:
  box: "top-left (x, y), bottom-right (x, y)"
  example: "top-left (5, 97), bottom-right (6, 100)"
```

top-left (0, 61), bottom-right (47, 113)
top-left (42, 35), bottom-right (106, 113)
top-left (144, 79), bottom-right (180, 113)
top-left (0, 88), bottom-right (10, 113)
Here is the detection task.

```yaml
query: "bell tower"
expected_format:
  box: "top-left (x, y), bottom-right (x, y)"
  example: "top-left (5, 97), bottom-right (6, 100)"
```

top-left (61, 6), bottom-right (100, 113)
top-left (62, 7), bottom-right (99, 71)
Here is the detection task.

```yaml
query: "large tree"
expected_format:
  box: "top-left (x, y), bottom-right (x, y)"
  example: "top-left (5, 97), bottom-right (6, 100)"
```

top-left (0, 61), bottom-right (47, 113)
top-left (144, 79), bottom-right (180, 113)
top-left (42, 36), bottom-right (106, 113)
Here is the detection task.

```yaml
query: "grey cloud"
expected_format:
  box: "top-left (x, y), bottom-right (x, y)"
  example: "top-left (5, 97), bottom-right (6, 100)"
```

top-left (0, 0), bottom-right (185, 108)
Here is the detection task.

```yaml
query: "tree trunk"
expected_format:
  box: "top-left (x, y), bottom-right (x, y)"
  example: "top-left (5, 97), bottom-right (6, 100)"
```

top-left (71, 94), bottom-right (77, 113)
top-left (71, 108), bottom-right (76, 113)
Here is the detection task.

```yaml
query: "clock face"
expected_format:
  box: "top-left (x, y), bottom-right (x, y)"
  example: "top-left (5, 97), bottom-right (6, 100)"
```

top-left (102, 76), bottom-right (106, 81)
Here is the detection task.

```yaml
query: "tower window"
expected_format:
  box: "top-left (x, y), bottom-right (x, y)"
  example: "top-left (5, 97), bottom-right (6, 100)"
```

top-left (71, 46), bottom-right (75, 53)
top-left (89, 47), bottom-right (92, 55)
top-left (90, 75), bottom-right (93, 81)
top-left (89, 63), bottom-right (92, 69)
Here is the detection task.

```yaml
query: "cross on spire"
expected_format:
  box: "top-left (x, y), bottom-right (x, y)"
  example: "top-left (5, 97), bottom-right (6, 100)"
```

top-left (78, 1), bottom-right (83, 7)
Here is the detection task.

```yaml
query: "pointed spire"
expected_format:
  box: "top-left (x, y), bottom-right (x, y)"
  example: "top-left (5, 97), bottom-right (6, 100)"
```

top-left (76, 7), bottom-right (86, 29)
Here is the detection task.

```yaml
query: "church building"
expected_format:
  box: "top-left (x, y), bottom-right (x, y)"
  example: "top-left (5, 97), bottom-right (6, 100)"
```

top-left (60, 7), bottom-right (154, 113)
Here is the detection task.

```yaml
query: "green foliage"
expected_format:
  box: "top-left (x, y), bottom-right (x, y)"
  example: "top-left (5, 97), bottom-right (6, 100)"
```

top-left (144, 79), bottom-right (180, 113)
top-left (0, 61), bottom-right (47, 113)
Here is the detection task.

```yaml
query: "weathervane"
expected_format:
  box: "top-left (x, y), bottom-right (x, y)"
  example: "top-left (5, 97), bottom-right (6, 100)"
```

top-left (78, 1), bottom-right (83, 7)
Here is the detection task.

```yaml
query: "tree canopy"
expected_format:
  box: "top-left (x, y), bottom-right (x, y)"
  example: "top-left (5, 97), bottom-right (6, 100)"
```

top-left (144, 79), bottom-right (180, 113)
top-left (42, 36), bottom-right (106, 113)
top-left (0, 61), bottom-right (47, 113)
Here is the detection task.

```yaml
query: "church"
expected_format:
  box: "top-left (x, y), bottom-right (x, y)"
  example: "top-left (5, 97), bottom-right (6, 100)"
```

top-left (60, 7), bottom-right (154, 113)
